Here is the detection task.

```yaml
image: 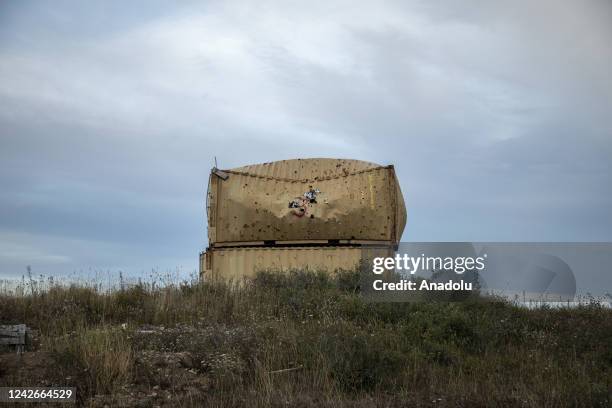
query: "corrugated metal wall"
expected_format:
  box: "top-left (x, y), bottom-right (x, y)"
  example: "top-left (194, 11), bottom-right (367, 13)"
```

top-left (207, 158), bottom-right (406, 245)
top-left (201, 246), bottom-right (394, 280)
top-left (201, 158), bottom-right (406, 280)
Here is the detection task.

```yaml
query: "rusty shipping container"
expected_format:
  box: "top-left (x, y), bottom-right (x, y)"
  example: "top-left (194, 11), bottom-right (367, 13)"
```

top-left (201, 158), bottom-right (406, 279)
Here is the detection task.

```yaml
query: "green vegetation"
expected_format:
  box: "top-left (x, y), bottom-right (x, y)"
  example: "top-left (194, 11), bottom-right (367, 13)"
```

top-left (1, 270), bottom-right (611, 407)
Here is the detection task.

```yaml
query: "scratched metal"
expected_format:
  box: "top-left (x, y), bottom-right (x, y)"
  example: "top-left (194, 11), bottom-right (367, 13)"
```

top-left (206, 158), bottom-right (406, 245)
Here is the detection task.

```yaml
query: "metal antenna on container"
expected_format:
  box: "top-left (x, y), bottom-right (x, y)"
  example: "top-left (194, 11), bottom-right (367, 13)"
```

top-left (214, 156), bottom-right (218, 169)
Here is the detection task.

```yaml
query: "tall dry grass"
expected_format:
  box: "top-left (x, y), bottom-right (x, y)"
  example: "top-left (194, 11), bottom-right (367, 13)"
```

top-left (46, 326), bottom-right (133, 395)
top-left (1, 269), bottom-right (611, 407)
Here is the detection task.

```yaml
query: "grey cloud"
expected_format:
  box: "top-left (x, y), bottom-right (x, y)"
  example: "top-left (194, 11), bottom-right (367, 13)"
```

top-left (1, 0), bottom-right (611, 279)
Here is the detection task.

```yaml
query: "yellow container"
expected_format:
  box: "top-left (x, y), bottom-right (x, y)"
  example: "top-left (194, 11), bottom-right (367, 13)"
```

top-left (207, 158), bottom-right (406, 246)
top-left (200, 246), bottom-right (394, 281)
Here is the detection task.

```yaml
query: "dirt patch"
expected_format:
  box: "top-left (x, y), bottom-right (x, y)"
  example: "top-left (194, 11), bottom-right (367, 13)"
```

top-left (0, 351), bottom-right (61, 387)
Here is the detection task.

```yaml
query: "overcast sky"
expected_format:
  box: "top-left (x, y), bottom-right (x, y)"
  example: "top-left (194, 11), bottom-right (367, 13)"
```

top-left (1, 1), bottom-right (611, 279)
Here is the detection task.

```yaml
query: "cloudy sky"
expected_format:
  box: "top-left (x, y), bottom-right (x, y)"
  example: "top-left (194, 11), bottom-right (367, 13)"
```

top-left (1, 0), bottom-right (611, 279)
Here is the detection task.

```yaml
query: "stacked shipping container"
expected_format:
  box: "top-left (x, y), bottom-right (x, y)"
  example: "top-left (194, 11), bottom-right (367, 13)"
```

top-left (200, 158), bottom-right (406, 280)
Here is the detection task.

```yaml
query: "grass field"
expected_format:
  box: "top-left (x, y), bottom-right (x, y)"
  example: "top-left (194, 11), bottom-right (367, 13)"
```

top-left (1, 270), bottom-right (611, 407)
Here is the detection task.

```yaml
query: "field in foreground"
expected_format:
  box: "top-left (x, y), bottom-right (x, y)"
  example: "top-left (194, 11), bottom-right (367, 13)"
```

top-left (1, 270), bottom-right (611, 407)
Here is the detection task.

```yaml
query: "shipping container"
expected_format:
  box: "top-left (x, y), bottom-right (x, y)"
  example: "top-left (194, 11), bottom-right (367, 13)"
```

top-left (207, 158), bottom-right (406, 246)
top-left (200, 246), bottom-right (394, 281)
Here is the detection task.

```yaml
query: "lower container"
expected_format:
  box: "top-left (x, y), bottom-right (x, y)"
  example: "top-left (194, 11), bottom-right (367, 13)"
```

top-left (200, 246), bottom-right (393, 281)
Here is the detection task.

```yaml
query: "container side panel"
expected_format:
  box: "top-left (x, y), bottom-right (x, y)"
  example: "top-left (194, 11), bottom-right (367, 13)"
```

top-left (199, 252), bottom-right (206, 277)
top-left (214, 167), bottom-right (396, 243)
top-left (395, 182), bottom-right (407, 241)
top-left (207, 175), bottom-right (219, 244)
top-left (207, 246), bottom-right (393, 281)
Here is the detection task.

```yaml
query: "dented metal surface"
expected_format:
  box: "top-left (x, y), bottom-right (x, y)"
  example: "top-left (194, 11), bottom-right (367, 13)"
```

top-left (207, 158), bottom-right (406, 246)
top-left (201, 158), bottom-right (406, 280)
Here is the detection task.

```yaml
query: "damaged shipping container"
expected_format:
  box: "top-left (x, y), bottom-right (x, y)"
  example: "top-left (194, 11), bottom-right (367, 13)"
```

top-left (201, 158), bottom-right (406, 280)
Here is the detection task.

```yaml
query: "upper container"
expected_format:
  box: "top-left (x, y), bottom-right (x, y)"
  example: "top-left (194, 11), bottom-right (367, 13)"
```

top-left (207, 158), bottom-right (406, 246)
